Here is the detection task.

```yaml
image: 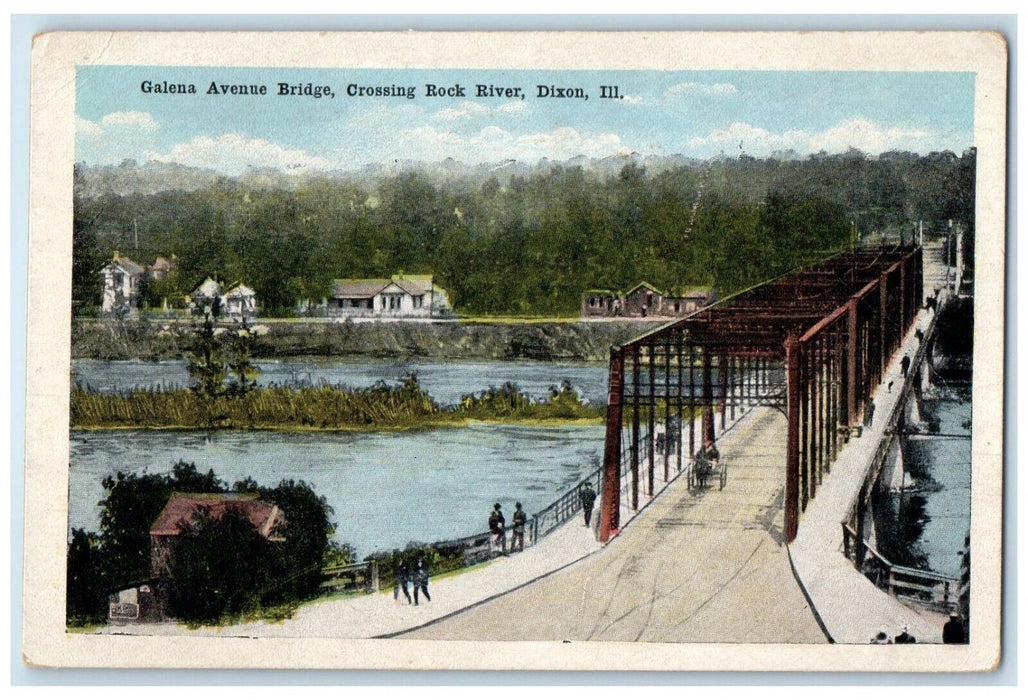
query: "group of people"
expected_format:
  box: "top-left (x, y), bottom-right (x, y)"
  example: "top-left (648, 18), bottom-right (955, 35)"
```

top-left (488, 501), bottom-right (529, 554)
top-left (868, 614), bottom-right (968, 645)
top-left (392, 558), bottom-right (431, 606)
top-left (487, 482), bottom-right (600, 555)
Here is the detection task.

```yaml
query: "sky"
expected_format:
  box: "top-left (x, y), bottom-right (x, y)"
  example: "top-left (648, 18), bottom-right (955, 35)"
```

top-left (75, 66), bottom-right (976, 175)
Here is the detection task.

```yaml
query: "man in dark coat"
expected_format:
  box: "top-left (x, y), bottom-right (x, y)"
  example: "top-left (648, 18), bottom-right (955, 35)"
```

top-left (943, 614), bottom-right (967, 644)
top-left (580, 482), bottom-right (597, 527)
top-left (393, 560), bottom-right (412, 605)
top-left (488, 503), bottom-right (506, 554)
top-left (511, 502), bottom-right (527, 552)
top-left (413, 559), bottom-right (431, 605)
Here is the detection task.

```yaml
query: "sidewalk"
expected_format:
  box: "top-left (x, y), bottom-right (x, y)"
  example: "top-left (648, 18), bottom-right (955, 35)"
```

top-left (98, 506), bottom-right (602, 639)
top-left (788, 304), bottom-right (948, 644)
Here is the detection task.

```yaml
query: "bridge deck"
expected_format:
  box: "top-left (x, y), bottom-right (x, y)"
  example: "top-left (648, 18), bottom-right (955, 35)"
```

top-left (402, 407), bottom-right (827, 643)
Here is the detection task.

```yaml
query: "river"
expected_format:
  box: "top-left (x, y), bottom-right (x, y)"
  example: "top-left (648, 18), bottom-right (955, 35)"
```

top-left (69, 422), bottom-right (606, 559)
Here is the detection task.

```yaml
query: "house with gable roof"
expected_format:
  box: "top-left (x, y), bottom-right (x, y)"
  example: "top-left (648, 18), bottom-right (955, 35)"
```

top-left (328, 273), bottom-right (453, 319)
top-left (149, 492), bottom-right (286, 581)
top-left (189, 277), bottom-right (259, 321)
top-left (581, 282), bottom-right (716, 319)
top-left (100, 253), bottom-right (147, 317)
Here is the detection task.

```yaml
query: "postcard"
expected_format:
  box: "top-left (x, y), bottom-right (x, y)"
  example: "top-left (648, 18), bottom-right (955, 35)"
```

top-left (24, 30), bottom-right (1006, 671)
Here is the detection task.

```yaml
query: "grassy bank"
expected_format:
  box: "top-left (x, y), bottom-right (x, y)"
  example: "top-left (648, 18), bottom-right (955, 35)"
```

top-left (71, 378), bottom-right (605, 431)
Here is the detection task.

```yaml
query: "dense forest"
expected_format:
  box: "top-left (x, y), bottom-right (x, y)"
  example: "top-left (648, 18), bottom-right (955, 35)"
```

top-left (73, 148), bottom-right (976, 316)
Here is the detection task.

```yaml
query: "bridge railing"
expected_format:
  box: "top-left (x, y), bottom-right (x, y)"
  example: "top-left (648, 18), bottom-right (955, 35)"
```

top-left (839, 292), bottom-right (949, 609)
top-left (529, 465), bottom-right (603, 545)
top-left (841, 523), bottom-right (961, 613)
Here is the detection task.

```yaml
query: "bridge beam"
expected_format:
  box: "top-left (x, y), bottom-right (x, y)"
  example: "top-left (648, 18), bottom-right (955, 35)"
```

top-left (785, 333), bottom-right (802, 542)
top-left (599, 347), bottom-right (624, 543)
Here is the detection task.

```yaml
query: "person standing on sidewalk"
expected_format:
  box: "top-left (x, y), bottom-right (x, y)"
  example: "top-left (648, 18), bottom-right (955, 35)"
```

top-left (413, 558), bottom-right (431, 605)
top-left (489, 503), bottom-right (507, 555)
top-left (510, 502), bottom-right (527, 552)
top-left (580, 482), bottom-right (597, 527)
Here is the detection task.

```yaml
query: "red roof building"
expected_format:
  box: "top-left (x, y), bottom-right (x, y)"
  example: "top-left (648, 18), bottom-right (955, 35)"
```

top-left (149, 493), bottom-right (285, 578)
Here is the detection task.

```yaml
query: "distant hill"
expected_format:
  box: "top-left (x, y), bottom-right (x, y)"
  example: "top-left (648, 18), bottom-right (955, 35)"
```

top-left (74, 152), bottom-right (709, 197)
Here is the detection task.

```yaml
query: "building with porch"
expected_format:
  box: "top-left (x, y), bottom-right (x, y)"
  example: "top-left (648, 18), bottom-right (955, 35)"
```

top-left (328, 274), bottom-right (453, 319)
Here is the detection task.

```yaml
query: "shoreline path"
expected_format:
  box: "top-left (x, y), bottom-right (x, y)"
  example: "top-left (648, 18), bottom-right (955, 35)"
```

top-left (100, 406), bottom-right (825, 643)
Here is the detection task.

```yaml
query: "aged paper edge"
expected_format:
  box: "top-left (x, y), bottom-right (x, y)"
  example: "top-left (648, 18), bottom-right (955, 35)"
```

top-left (24, 30), bottom-right (1007, 671)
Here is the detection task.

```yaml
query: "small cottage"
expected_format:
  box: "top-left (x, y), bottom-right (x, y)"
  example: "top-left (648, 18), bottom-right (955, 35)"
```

top-left (580, 283), bottom-right (717, 319)
top-left (223, 283), bottom-right (258, 322)
top-left (581, 289), bottom-right (622, 318)
top-left (149, 493), bottom-right (286, 580)
top-left (189, 277), bottom-right (259, 321)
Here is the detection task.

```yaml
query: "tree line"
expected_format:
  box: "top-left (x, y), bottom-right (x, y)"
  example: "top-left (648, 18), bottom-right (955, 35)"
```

top-left (73, 148), bottom-right (976, 317)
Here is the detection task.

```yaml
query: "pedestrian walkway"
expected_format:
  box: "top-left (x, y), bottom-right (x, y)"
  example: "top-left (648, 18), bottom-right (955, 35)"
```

top-left (788, 304), bottom-right (949, 644)
top-left (400, 407), bottom-right (827, 643)
top-left (97, 503), bottom-right (603, 639)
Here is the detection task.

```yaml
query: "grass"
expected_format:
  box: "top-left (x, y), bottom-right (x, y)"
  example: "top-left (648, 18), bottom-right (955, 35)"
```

top-left (71, 377), bottom-right (605, 431)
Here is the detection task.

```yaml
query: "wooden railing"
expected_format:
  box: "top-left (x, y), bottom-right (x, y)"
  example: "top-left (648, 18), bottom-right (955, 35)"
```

top-left (321, 560), bottom-right (379, 594)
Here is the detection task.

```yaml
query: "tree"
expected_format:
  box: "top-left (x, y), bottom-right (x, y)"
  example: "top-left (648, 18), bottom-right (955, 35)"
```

top-left (224, 318), bottom-right (261, 396)
top-left (257, 480), bottom-right (335, 599)
top-left (96, 462), bottom-right (226, 592)
top-left (187, 306), bottom-right (227, 398)
top-left (66, 528), bottom-right (106, 624)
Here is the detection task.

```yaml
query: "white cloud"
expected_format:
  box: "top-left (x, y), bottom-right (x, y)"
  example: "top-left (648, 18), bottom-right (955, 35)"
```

top-left (145, 134), bottom-right (337, 174)
top-left (77, 111), bottom-right (158, 137)
top-left (664, 82), bottom-right (738, 99)
top-left (75, 116), bottom-right (103, 139)
top-left (688, 117), bottom-right (939, 157)
top-left (392, 124), bottom-right (631, 164)
top-left (808, 118), bottom-right (933, 155)
top-left (621, 94), bottom-right (644, 105)
top-left (100, 111), bottom-right (158, 132)
top-left (433, 99), bottom-right (530, 120)
top-left (496, 101), bottom-right (529, 115)
top-left (434, 101), bottom-right (492, 121)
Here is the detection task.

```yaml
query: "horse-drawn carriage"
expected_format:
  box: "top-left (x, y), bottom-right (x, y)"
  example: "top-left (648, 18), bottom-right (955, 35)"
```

top-left (688, 453), bottom-right (728, 490)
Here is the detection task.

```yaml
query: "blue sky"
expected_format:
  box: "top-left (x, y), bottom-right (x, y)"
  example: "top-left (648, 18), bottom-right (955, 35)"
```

top-left (75, 66), bottom-right (975, 175)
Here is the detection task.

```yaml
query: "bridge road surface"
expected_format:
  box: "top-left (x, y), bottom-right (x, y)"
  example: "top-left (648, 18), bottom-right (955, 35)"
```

top-left (400, 407), bottom-right (828, 643)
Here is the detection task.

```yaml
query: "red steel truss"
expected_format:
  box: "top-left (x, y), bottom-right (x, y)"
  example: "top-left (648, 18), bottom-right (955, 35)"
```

top-left (598, 246), bottom-right (923, 543)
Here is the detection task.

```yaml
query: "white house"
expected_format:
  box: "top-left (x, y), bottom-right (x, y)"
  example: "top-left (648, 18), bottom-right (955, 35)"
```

top-left (189, 277), bottom-right (259, 321)
top-left (223, 283), bottom-right (258, 322)
top-left (328, 274), bottom-right (452, 319)
top-left (100, 254), bottom-right (147, 317)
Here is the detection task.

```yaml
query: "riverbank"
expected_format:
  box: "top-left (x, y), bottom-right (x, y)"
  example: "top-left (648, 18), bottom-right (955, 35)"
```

top-left (72, 318), bottom-right (662, 362)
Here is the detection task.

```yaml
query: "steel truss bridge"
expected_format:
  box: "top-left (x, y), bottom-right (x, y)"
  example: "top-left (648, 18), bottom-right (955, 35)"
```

top-left (598, 246), bottom-right (924, 543)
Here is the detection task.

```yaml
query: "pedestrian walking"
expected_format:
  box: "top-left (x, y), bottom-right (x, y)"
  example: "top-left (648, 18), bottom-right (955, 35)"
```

top-left (393, 560), bottom-right (412, 605)
top-left (488, 503), bottom-right (507, 555)
top-left (580, 482), bottom-right (597, 527)
top-left (901, 355), bottom-right (911, 377)
top-left (413, 558), bottom-right (431, 605)
top-left (511, 502), bottom-right (527, 552)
